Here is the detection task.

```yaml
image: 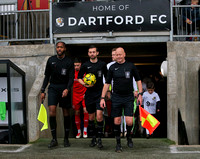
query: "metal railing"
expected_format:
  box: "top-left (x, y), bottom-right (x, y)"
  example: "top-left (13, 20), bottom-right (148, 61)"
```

top-left (0, 9), bottom-right (51, 43)
top-left (2, 2), bottom-right (200, 43)
top-left (172, 4), bottom-right (200, 41)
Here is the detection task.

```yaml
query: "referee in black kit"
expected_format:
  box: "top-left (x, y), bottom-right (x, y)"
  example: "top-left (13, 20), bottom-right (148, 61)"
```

top-left (40, 41), bottom-right (74, 148)
top-left (100, 47), bottom-right (143, 153)
top-left (78, 45), bottom-right (107, 149)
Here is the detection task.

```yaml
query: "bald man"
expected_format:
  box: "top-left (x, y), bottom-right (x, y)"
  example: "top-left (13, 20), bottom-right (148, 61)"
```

top-left (100, 47), bottom-right (143, 153)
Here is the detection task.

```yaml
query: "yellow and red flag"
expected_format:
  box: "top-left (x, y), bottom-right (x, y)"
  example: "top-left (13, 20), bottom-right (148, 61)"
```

top-left (139, 105), bottom-right (160, 135)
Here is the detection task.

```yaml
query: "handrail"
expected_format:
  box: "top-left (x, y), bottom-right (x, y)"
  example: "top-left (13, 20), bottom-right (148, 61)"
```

top-left (171, 4), bottom-right (200, 41)
top-left (0, 9), bottom-right (51, 43)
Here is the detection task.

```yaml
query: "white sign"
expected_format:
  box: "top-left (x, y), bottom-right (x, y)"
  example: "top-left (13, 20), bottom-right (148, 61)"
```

top-left (11, 77), bottom-right (22, 102)
top-left (0, 77), bottom-right (23, 102)
top-left (0, 77), bottom-right (7, 102)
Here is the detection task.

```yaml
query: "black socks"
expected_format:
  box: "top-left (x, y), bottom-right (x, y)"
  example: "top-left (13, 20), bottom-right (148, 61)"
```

top-left (64, 116), bottom-right (70, 139)
top-left (50, 116), bottom-right (57, 140)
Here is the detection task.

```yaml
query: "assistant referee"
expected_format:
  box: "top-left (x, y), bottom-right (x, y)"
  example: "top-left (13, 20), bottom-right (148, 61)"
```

top-left (100, 47), bottom-right (143, 153)
top-left (40, 41), bottom-right (74, 149)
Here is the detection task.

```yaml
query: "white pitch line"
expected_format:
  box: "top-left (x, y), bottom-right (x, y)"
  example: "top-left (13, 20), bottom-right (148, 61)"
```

top-left (170, 146), bottom-right (200, 154)
top-left (0, 144), bottom-right (31, 153)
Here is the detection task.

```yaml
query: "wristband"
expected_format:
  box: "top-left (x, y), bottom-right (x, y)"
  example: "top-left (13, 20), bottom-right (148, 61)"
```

top-left (100, 97), bottom-right (105, 100)
top-left (138, 92), bottom-right (143, 96)
top-left (41, 88), bottom-right (45, 93)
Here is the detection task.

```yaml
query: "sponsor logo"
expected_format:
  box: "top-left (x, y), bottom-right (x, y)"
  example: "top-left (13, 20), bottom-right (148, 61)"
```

top-left (12, 88), bottom-right (19, 92)
top-left (146, 101), bottom-right (150, 106)
top-left (1, 88), bottom-right (6, 92)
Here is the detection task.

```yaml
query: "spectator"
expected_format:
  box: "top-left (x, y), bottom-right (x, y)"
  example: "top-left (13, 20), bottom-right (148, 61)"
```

top-left (182, 0), bottom-right (200, 40)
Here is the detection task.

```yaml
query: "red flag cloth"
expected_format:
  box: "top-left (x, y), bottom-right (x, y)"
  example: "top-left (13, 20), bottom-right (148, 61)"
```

top-left (139, 105), bottom-right (160, 135)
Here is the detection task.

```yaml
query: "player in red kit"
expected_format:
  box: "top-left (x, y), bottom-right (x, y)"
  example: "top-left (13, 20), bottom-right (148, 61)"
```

top-left (73, 58), bottom-right (89, 138)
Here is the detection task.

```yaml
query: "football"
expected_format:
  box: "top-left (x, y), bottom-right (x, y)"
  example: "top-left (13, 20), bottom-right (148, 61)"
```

top-left (83, 73), bottom-right (96, 85)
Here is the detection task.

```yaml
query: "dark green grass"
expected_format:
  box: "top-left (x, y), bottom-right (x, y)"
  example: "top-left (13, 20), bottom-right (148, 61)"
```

top-left (0, 138), bottom-right (200, 159)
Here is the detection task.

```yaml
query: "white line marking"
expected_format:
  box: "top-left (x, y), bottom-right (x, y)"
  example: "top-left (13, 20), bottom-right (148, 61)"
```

top-left (170, 146), bottom-right (200, 154)
top-left (0, 144), bottom-right (31, 153)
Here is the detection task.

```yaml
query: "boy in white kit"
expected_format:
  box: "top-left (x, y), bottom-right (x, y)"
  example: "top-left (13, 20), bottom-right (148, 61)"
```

top-left (142, 82), bottom-right (160, 139)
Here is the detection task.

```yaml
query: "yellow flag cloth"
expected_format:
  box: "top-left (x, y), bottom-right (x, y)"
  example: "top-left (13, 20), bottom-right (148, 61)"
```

top-left (37, 104), bottom-right (48, 131)
top-left (139, 105), bottom-right (160, 135)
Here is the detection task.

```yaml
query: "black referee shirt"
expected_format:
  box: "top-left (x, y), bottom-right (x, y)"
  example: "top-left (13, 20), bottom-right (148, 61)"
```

top-left (78, 60), bottom-right (107, 92)
top-left (42, 55), bottom-right (74, 91)
top-left (106, 61), bottom-right (141, 95)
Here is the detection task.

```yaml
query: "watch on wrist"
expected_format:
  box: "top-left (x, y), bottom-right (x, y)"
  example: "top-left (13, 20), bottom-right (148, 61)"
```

top-left (138, 92), bottom-right (143, 96)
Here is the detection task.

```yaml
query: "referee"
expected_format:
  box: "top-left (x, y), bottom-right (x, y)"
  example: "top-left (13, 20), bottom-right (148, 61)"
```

top-left (40, 41), bottom-right (74, 148)
top-left (100, 47), bottom-right (143, 152)
top-left (78, 45), bottom-right (107, 149)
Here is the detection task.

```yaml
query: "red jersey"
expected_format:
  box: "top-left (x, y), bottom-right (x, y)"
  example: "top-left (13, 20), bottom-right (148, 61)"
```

top-left (73, 70), bottom-right (87, 97)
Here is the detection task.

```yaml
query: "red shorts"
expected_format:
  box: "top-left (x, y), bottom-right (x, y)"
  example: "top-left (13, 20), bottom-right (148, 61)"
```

top-left (72, 95), bottom-right (86, 111)
top-left (106, 99), bottom-right (112, 117)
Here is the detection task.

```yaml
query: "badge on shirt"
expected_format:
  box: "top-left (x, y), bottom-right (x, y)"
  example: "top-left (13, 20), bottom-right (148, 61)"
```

top-left (97, 70), bottom-right (102, 77)
top-left (125, 71), bottom-right (130, 78)
top-left (146, 101), bottom-right (150, 106)
top-left (61, 68), bottom-right (67, 75)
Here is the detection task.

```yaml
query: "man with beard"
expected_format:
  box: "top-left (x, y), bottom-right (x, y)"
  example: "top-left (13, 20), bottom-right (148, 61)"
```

top-left (40, 41), bottom-right (74, 148)
top-left (77, 45), bottom-right (107, 149)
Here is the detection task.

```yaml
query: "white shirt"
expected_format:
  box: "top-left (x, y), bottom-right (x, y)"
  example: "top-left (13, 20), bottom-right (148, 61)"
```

top-left (142, 91), bottom-right (160, 114)
top-left (107, 61), bottom-right (115, 70)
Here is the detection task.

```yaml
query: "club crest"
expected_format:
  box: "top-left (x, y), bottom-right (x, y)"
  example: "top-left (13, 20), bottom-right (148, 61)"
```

top-left (56, 17), bottom-right (64, 27)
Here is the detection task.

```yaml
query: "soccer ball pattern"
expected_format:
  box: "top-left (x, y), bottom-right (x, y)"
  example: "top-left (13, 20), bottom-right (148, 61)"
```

top-left (84, 73), bottom-right (96, 85)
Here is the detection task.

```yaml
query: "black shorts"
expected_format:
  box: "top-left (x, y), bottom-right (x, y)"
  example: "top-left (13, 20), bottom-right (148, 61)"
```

top-left (48, 84), bottom-right (71, 108)
top-left (85, 99), bottom-right (103, 114)
top-left (85, 90), bottom-right (103, 114)
top-left (111, 93), bottom-right (134, 118)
